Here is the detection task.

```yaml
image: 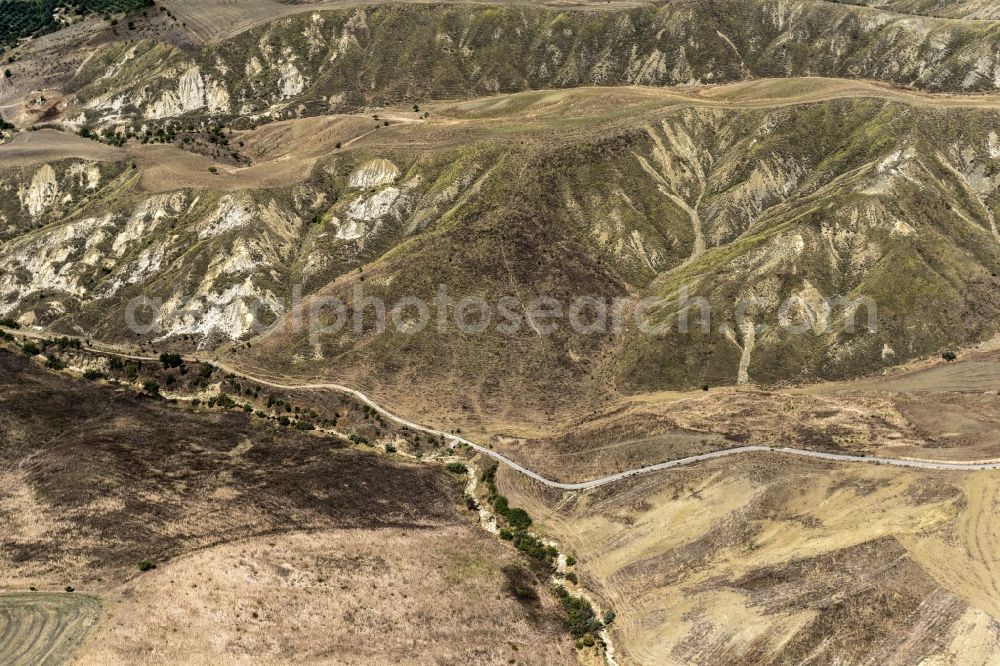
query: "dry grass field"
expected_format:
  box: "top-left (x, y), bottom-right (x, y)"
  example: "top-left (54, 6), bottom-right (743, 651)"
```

top-left (0, 129), bottom-right (124, 166)
top-left (0, 350), bottom-right (573, 664)
top-left (495, 453), bottom-right (1000, 665)
top-left (73, 527), bottom-right (573, 665)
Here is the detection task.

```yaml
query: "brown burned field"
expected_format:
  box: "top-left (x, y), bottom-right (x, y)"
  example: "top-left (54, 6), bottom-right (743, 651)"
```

top-left (0, 350), bottom-right (573, 663)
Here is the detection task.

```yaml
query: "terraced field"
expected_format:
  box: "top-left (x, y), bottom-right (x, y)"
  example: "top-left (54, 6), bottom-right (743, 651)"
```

top-left (0, 594), bottom-right (100, 666)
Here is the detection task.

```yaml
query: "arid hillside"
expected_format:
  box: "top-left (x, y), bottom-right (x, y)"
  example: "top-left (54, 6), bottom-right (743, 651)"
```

top-left (3, 2), bottom-right (1000, 664)
top-left (58, 0), bottom-right (1000, 133)
top-left (0, 348), bottom-right (575, 664)
top-left (3, 82), bottom-right (999, 428)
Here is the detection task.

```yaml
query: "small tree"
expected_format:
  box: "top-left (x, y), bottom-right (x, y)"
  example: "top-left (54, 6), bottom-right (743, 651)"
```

top-left (21, 342), bottom-right (40, 356)
top-left (942, 351), bottom-right (957, 362)
top-left (142, 380), bottom-right (160, 396)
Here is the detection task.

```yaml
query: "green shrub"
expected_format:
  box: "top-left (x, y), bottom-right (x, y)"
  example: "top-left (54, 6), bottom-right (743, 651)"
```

top-left (21, 342), bottom-right (39, 356)
top-left (83, 369), bottom-right (105, 381)
top-left (446, 462), bottom-right (468, 474)
top-left (384, 443), bottom-right (397, 453)
top-left (554, 586), bottom-right (603, 638)
top-left (511, 532), bottom-right (551, 562)
top-left (142, 380), bottom-right (160, 396)
top-left (137, 560), bottom-right (156, 572)
top-left (505, 508), bottom-right (532, 529)
top-left (295, 421), bottom-right (316, 430)
top-left (213, 393), bottom-right (235, 409)
top-left (159, 352), bottom-right (183, 369)
top-left (53, 336), bottom-right (81, 350)
top-left (942, 351), bottom-right (957, 362)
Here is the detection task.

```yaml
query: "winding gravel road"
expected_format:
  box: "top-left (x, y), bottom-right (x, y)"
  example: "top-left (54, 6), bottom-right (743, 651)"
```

top-left (8, 328), bottom-right (1000, 489)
